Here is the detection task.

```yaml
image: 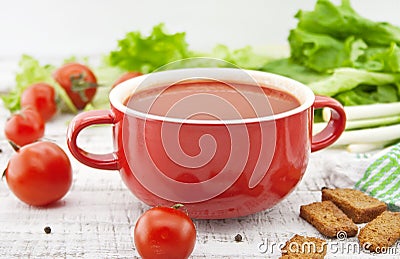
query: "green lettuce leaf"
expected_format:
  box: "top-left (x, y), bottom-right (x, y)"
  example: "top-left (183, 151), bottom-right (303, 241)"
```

top-left (209, 44), bottom-right (272, 70)
top-left (106, 23), bottom-right (276, 73)
top-left (288, 27), bottom-right (400, 75)
top-left (268, 0), bottom-right (400, 106)
top-left (107, 23), bottom-right (191, 73)
top-left (296, 0), bottom-right (400, 46)
top-left (1, 55), bottom-right (77, 113)
top-left (1, 55), bottom-right (55, 112)
top-left (308, 68), bottom-right (400, 96)
top-left (360, 42), bottom-right (400, 73)
top-left (260, 58), bottom-right (328, 84)
top-left (335, 84), bottom-right (400, 105)
top-left (290, 0), bottom-right (400, 75)
top-left (288, 28), bottom-right (368, 72)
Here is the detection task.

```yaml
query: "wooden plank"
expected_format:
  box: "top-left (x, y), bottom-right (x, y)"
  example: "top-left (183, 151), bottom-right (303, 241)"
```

top-left (1, 96), bottom-right (398, 258)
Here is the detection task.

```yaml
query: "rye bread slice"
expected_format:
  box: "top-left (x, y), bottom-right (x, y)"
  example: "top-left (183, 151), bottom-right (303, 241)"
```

top-left (358, 211), bottom-right (400, 253)
top-left (322, 188), bottom-right (387, 223)
top-left (300, 201), bottom-right (358, 238)
top-left (280, 234), bottom-right (327, 259)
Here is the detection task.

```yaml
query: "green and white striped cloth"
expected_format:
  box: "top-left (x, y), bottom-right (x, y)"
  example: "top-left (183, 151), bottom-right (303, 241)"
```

top-left (355, 143), bottom-right (400, 211)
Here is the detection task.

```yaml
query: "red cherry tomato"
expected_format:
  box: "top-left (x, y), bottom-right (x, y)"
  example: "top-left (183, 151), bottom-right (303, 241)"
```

top-left (53, 63), bottom-right (98, 110)
top-left (20, 82), bottom-right (57, 121)
top-left (4, 107), bottom-right (45, 147)
top-left (112, 72), bottom-right (142, 89)
top-left (4, 141), bottom-right (73, 206)
top-left (134, 205), bottom-right (196, 259)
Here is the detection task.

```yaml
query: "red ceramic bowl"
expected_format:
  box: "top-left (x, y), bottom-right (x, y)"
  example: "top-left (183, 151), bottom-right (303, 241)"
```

top-left (67, 68), bottom-right (345, 219)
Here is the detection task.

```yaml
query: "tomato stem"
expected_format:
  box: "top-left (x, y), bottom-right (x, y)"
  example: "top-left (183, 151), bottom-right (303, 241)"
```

top-left (71, 77), bottom-right (98, 90)
top-left (171, 204), bottom-right (191, 216)
top-left (171, 203), bottom-right (185, 210)
top-left (8, 141), bottom-right (20, 152)
top-left (2, 169), bottom-right (6, 180)
top-left (70, 73), bottom-right (98, 102)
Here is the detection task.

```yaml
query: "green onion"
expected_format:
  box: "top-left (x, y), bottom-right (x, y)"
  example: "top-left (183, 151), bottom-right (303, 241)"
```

top-left (346, 140), bottom-right (399, 153)
top-left (346, 115), bottom-right (400, 130)
top-left (331, 124), bottom-right (400, 146)
top-left (323, 102), bottom-right (400, 121)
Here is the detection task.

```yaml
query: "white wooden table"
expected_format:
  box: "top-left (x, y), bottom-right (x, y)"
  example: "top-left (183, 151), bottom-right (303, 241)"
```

top-left (0, 67), bottom-right (399, 259)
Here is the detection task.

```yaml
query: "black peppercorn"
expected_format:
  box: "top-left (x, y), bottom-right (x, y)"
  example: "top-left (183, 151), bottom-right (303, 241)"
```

top-left (44, 226), bottom-right (51, 234)
top-left (234, 234), bottom-right (242, 242)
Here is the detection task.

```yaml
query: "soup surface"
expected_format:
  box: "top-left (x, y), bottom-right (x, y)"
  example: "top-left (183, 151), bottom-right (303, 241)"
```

top-left (124, 81), bottom-right (300, 120)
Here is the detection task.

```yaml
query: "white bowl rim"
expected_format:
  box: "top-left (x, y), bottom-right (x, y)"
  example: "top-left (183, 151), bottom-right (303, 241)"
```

top-left (109, 68), bottom-right (315, 125)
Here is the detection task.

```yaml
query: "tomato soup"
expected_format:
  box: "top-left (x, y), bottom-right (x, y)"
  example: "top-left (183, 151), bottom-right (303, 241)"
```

top-left (124, 81), bottom-right (300, 120)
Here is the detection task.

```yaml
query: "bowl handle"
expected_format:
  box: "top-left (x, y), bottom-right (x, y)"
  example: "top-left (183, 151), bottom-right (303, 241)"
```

top-left (311, 96), bottom-right (346, 152)
top-left (67, 110), bottom-right (120, 170)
